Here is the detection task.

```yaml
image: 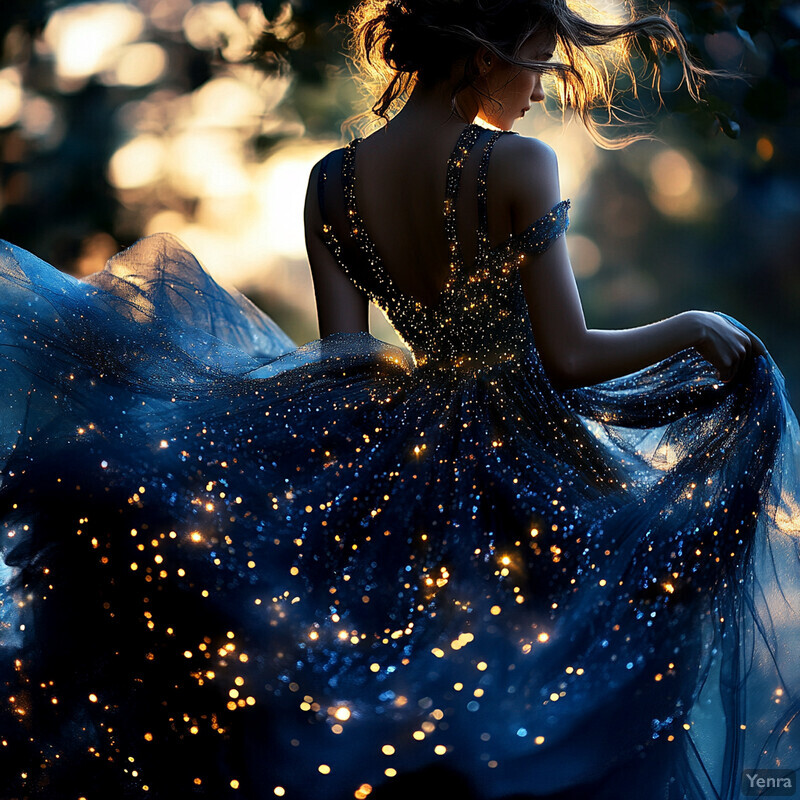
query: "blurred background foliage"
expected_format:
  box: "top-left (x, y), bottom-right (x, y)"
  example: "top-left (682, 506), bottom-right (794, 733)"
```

top-left (0, 0), bottom-right (798, 395)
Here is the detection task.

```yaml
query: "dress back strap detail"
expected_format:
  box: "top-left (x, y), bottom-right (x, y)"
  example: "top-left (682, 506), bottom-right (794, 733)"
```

top-left (434, 123), bottom-right (500, 305)
top-left (506, 199), bottom-right (571, 257)
top-left (475, 129), bottom-right (508, 259)
top-left (337, 122), bottom-right (490, 311)
top-left (340, 139), bottom-right (396, 301)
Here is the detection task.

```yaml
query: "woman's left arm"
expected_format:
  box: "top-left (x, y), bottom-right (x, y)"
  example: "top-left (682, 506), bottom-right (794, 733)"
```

top-left (304, 163), bottom-right (370, 338)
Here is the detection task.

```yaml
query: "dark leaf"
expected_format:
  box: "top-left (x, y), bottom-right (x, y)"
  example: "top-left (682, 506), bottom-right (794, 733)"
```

top-left (715, 112), bottom-right (741, 138)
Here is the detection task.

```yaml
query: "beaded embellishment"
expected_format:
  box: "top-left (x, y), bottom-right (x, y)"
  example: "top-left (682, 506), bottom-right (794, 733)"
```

top-left (317, 123), bottom-right (571, 371)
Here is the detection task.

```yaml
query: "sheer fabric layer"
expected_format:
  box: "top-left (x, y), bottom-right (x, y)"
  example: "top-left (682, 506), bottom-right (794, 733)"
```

top-left (0, 126), bottom-right (798, 800)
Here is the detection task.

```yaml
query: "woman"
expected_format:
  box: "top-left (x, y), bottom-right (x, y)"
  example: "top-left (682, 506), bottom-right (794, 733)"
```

top-left (0, 1), bottom-right (798, 799)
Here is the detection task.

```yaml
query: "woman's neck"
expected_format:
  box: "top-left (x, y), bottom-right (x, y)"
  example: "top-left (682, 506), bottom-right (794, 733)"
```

top-left (388, 79), bottom-right (479, 133)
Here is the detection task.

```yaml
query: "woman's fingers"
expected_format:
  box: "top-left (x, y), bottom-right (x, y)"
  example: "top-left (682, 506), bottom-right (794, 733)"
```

top-left (749, 331), bottom-right (768, 358)
top-left (724, 337), bottom-right (765, 383)
top-left (696, 311), bottom-right (768, 381)
top-left (717, 350), bottom-right (735, 382)
top-left (718, 338), bottom-right (748, 382)
top-left (725, 316), bottom-right (768, 359)
top-left (723, 323), bottom-right (767, 382)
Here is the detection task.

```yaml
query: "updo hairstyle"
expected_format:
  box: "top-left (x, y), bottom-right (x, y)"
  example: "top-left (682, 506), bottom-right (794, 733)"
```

top-left (344, 0), bottom-right (716, 146)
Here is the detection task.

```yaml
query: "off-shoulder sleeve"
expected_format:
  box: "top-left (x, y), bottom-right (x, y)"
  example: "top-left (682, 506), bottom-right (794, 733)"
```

top-left (506, 199), bottom-right (571, 257)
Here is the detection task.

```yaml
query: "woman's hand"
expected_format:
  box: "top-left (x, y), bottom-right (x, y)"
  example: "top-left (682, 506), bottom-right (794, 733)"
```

top-left (684, 310), bottom-right (768, 383)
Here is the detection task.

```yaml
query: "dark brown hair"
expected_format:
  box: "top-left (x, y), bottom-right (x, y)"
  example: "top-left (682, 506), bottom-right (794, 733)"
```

top-left (343, 0), bottom-right (717, 147)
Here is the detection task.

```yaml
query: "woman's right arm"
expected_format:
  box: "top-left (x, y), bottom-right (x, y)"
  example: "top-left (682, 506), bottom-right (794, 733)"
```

top-left (501, 137), bottom-right (764, 391)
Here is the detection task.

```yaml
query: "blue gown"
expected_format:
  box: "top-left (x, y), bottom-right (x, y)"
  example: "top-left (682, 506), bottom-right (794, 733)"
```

top-left (1, 122), bottom-right (799, 800)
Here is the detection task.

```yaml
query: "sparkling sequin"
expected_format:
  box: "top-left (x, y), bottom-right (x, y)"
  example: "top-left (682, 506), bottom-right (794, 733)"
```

top-left (0, 123), bottom-right (799, 799)
top-left (321, 123), bottom-right (571, 374)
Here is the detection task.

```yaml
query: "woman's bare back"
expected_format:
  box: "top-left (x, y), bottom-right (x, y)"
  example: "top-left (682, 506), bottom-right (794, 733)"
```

top-left (346, 121), bottom-right (495, 307)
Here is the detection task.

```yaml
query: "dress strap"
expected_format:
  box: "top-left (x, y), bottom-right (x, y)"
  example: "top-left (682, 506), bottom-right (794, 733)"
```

top-left (337, 123), bottom-right (489, 310)
top-left (443, 124), bottom-right (486, 255)
top-left (507, 199), bottom-right (571, 257)
top-left (476, 131), bottom-right (505, 257)
top-left (315, 145), bottom-right (378, 301)
top-left (440, 124), bottom-right (493, 303)
top-left (475, 129), bottom-right (507, 258)
top-left (340, 138), bottom-right (396, 300)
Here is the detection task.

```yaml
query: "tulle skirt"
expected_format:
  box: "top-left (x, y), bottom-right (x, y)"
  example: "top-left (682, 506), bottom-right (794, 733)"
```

top-left (1, 233), bottom-right (799, 800)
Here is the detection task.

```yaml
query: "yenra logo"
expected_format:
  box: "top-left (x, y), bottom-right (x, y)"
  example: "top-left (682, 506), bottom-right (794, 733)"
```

top-left (742, 769), bottom-right (796, 796)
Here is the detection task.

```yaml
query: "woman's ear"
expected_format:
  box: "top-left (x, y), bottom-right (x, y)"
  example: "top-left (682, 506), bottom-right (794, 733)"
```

top-left (474, 46), bottom-right (494, 77)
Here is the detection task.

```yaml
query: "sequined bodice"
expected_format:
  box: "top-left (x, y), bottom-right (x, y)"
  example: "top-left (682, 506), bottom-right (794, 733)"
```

top-left (318, 123), bottom-right (570, 373)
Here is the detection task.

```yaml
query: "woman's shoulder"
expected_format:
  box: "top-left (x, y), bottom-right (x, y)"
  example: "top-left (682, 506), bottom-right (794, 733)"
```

top-left (308, 144), bottom-right (350, 182)
top-left (488, 133), bottom-right (564, 231)
top-left (491, 132), bottom-right (561, 209)
top-left (492, 132), bottom-right (559, 180)
top-left (305, 144), bottom-right (354, 220)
